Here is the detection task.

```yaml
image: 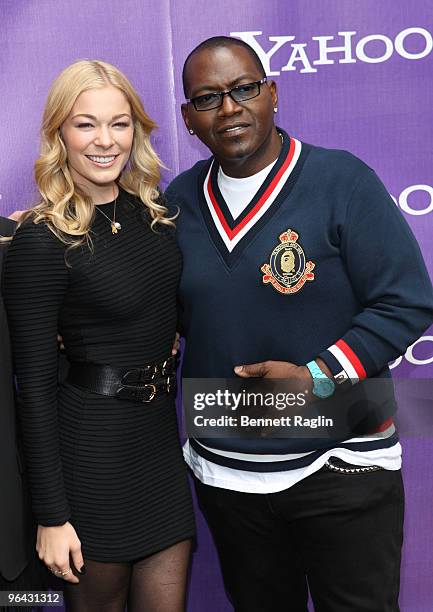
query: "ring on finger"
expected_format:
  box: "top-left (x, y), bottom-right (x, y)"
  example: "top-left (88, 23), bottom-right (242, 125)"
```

top-left (61, 568), bottom-right (72, 577)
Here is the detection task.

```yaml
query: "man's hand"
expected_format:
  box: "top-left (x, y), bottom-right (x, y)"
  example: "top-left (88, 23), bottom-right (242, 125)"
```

top-left (234, 360), bottom-right (314, 394)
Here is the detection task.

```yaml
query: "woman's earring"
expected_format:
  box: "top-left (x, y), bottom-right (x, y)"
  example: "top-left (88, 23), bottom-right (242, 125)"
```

top-left (189, 129), bottom-right (194, 135)
top-left (273, 107), bottom-right (278, 113)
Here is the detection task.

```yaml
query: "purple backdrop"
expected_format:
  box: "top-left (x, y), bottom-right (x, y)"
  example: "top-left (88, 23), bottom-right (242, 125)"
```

top-left (1, 1), bottom-right (432, 610)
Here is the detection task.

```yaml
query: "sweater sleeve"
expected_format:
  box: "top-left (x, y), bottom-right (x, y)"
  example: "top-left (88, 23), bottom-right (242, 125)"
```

top-left (3, 221), bottom-right (71, 525)
top-left (318, 167), bottom-right (433, 382)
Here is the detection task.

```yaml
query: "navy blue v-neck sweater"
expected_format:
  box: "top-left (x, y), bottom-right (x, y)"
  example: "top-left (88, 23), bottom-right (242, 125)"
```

top-left (166, 131), bottom-right (433, 470)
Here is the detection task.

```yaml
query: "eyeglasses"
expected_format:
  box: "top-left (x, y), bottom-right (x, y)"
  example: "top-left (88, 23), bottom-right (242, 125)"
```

top-left (187, 78), bottom-right (267, 112)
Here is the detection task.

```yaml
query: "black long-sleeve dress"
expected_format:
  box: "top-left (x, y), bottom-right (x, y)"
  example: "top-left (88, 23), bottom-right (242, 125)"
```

top-left (3, 190), bottom-right (195, 562)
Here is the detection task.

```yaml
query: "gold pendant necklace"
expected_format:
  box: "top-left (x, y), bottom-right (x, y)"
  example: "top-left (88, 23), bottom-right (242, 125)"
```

top-left (96, 188), bottom-right (121, 234)
top-left (111, 220), bottom-right (122, 234)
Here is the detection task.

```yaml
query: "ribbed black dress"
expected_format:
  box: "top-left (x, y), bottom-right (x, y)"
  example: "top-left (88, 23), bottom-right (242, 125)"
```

top-left (3, 190), bottom-right (195, 562)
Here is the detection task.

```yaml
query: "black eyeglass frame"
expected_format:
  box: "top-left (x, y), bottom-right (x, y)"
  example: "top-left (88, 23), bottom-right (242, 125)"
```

top-left (187, 77), bottom-right (268, 112)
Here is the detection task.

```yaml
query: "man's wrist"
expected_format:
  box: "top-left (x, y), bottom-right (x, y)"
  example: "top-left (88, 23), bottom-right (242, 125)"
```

top-left (305, 359), bottom-right (336, 399)
top-left (315, 357), bottom-right (352, 391)
top-left (315, 357), bottom-right (334, 380)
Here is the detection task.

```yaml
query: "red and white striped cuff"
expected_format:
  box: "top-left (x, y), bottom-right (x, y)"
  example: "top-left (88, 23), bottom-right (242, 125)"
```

top-left (327, 339), bottom-right (367, 385)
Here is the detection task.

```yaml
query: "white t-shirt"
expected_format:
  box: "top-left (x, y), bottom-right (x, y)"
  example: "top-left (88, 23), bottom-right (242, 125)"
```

top-left (218, 159), bottom-right (277, 219)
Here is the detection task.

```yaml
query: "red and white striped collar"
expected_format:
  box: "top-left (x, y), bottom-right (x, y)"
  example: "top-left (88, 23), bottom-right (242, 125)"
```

top-left (203, 136), bottom-right (302, 253)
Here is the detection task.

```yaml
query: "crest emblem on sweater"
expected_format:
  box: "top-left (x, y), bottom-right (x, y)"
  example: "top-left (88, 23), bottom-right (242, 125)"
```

top-left (261, 229), bottom-right (315, 294)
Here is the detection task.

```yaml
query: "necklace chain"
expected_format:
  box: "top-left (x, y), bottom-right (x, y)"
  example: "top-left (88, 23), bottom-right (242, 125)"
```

top-left (96, 188), bottom-right (121, 234)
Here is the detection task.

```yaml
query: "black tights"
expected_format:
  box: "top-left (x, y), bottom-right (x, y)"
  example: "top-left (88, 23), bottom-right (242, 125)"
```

top-left (63, 539), bottom-right (191, 612)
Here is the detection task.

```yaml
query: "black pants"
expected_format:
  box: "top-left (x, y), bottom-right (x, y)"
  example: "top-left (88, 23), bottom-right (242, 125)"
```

top-left (195, 461), bottom-right (404, 612)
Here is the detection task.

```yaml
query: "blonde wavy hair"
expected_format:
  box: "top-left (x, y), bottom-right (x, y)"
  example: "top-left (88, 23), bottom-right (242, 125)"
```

top-left (21, 59), bottom-right (174, 248)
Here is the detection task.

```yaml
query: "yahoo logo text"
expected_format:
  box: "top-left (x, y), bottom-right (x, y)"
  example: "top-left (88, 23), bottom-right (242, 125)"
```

top-left (390, 336), bottom-right (433, 369)
top-left (231, 28), bottom-right (432, 75)
top-left (392, 185), bottom-right (433, 216)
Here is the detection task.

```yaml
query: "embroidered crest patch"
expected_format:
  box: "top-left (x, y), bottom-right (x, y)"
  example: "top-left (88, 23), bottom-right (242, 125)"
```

top-left (261, 229), bottom-right (315, 294)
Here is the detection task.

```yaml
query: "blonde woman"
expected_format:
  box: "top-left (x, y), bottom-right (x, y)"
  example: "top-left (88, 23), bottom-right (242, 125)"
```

top-left (3, 61), bottom-right (194, 612)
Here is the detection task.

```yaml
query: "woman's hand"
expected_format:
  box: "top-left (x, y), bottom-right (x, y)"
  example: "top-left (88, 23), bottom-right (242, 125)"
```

top-left (171, 332), bottom-right (180, 356)
top-left (36, 522), bottom-right (84, 583)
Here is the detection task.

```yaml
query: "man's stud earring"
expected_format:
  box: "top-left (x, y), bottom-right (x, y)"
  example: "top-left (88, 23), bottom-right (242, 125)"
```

top-left (189, 129), bottom-right (194, 135)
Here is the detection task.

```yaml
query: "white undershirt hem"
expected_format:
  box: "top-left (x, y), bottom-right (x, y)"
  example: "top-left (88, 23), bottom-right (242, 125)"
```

top-left (183, 440), bottom-right (402, 493)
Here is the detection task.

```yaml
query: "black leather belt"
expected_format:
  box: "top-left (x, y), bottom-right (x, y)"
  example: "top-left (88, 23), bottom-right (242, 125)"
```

top-left (67, 356), bottom-right (178, 403)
